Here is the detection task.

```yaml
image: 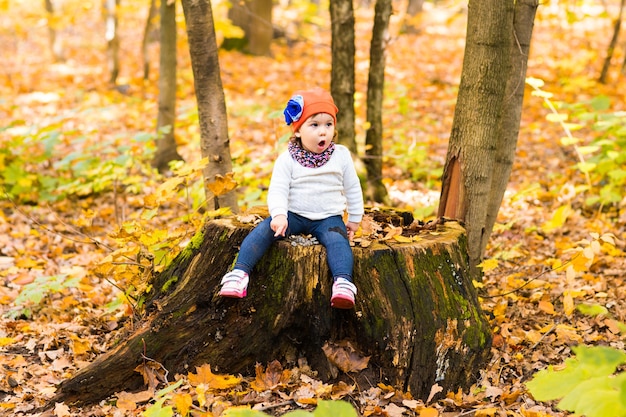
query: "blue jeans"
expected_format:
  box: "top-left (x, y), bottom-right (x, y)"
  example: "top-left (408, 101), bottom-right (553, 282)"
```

top-left (234, 212), bottom-right (354, 281)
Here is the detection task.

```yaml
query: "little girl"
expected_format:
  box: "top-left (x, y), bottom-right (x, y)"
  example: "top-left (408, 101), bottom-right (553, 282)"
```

top-left (219, 87), bottom-right (364, 309)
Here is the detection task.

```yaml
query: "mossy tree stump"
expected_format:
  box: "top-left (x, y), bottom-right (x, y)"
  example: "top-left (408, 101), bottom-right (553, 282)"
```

top-left (51, 213), bottom-right (492, 406)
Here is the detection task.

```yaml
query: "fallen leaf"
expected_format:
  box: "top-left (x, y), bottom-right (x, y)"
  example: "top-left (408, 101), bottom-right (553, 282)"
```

top-left (188, 364), bottom-right (241, 390)
top-left (322, 341), bottom-right (370, 373)
top-left (250, 360), bottom-right (292, 392)
top-left (419, 407), bottom-right (439, 417)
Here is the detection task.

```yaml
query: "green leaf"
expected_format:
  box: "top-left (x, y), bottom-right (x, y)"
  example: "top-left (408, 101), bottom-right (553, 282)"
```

top-left (590, 95), bottom-right (611, 111)
top-left (576, 303), bottom-right (608, 316)
top-left (558, 375), bottom-right (626, 417)
top-left (527, 346), bottom-right (626, 417)
top-left (576, 145), bottom-right (599, 155)
top-left (155, 379), bottom-right (184, 398)
top-left (142, 398), bottom-right (174, 417)
top-left (576, 161), bottom-right (596, 173)
top-left (313, 400), bottom-right (358, 417)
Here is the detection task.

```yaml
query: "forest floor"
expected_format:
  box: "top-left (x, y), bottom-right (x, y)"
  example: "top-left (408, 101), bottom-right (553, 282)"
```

top-left (1, 0), bottom-right (626, 416)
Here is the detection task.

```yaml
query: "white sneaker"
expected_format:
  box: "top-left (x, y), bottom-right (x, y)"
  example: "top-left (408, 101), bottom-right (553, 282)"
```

top-left (331, 277), bottom-right (357, 309)
top-left (219, 269), bottom-right (249, 298)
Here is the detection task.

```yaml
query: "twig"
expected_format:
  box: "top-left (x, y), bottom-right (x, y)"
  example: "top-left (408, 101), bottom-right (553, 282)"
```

top-left (254, 400), bottom-right (296, 411)
top-left (530, 322), bottom-right (558, 350)
top-left (480, 252), bottom-right (582, 298)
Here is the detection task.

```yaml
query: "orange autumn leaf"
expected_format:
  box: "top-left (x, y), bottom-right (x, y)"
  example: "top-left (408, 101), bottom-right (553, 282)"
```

top-left (206, 172), bottom-right (238, 197)
top-left (172, 392), bottom-right (193, 416)
top-left (419, 407), bottom-right (439, 417)
top-left (538, 300), bottom-right (555, 315)
top-left (188, 364), bottom-right (241, 390)
top-left (250, 360), bottom-right (292, 392)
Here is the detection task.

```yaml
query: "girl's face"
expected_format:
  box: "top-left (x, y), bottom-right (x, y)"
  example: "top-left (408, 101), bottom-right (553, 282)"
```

top-left (296, 113), bottom-right (335, 154)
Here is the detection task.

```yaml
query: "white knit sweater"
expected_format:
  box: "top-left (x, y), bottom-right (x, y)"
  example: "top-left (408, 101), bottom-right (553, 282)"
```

top-left (267, 144), bottom-right (364, 223)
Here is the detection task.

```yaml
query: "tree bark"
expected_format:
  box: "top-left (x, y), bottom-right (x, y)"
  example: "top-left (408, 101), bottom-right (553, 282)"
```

top-left (330, 0), bottom-right (357, 154)
top-left (49, 214), bottom-right (492, 406)
top-left (141, 0), bottom-right (159, 80)
top-left (481, 0), bottom-right (538, 259)
top-left (152, 0), bottom-right (184, 173)
top-left (437, 0), bottom-right (523, 272)
top-left (598, 0), bottom-right (624, 84)
top-left (181, 0), bottom-right (239, 212)
top-left (44, 0), bottom-right (65, 62)
top-left (364, 0), bottom-right (392, 204)
top-left (227, 0), bottom-right (273, 56)
top-left (402, 0), bottom-right (424, 34)
top-left (103, 0), bottom-right (121, 85)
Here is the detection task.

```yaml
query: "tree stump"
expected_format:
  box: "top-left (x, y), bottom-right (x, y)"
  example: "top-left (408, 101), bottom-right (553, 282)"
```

top-left (50, 213), bottom-right (492, 406)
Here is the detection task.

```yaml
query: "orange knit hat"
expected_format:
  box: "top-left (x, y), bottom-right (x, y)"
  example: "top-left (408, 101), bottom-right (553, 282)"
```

top-left (283, 87), bottom-right (339, 133)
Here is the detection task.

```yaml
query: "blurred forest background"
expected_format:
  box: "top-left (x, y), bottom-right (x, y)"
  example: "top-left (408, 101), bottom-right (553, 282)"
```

top-left (1, 0), bottom-right (626, 416)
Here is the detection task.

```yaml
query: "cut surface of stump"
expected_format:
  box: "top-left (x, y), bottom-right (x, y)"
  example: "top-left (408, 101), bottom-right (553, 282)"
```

top-left (51, 212), bottom-right (492, 406)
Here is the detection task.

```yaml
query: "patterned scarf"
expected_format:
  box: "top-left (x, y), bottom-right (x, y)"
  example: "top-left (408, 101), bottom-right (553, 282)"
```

top-left (288, 141), bottom-right (335, 168)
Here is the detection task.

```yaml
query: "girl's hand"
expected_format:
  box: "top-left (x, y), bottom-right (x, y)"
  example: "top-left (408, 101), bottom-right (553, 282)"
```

top-left (346, 221), bottom-right (360, 241)
top-left (271, 215), bottom-right (288, 237)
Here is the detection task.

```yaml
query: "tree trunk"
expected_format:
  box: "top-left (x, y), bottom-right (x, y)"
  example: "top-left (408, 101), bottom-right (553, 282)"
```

top-left (402, 0), bottom-right (424, 34)
top-left (330, 0), bottom-right (357, 154)
top-left (44, 0), bottom-right (65, 62)
top-left (598, 0), bottom-right (624, 84)
top-left (181, 0), bottom-right (239, 212)
top-left (49, 213), bottom-right (492, 406)
top-left (104, 0), bottom-right (121, 85)
top-left (227, 0), bottom-right (273, 56)
top-left (152, 0), bottom-right (184, 173)
top-left (247, 0), bottom-right (273, 56)
top-left (481, 0), bottom-right (538, 259)
top-left (364, 0), bottom-right (392, 204)
top-left (141, 0), bottom-right (159, 80)
top-left (437, 0), bottom-right (518, 271)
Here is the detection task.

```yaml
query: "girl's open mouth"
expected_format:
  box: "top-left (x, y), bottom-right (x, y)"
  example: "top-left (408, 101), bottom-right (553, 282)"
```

top-left (317, 140), bottom-right (327, 149)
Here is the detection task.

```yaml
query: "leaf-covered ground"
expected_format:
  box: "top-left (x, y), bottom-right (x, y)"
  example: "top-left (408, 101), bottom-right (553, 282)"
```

top-left (1, 1), bottom-right (626, 416)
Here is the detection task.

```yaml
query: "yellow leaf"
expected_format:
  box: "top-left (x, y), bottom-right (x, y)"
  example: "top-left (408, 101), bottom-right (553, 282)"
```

top-left (172, 392), bottom-right (193, 416)
top-left (555, 324), bottom-right (583, 344)
top-left (175, 157), bottom-right (209, 177)
top-left (0, 337), bottom-right (15, 347)
top-left (188, 364), bottom-right (241, 390)
top-left (70, 334), bottom-right (91, 356)
top-left (475, 407), bottom-right (498, 417)
top-left (524, 329), bottom-right (542, 344)
top-left (419, 407), bottom-right (439, 417)
top-left (538, 300), bottom-right (555, 315)
top-left (393, 235), bottom-right (412, 243)
top-left (541, 204), bottom-right (573, 233)
top-left (493, 300), bottom-right (507, 318)
top-left (195, 384), bottom-right (207, 408)
top-left (206, 172), bottom-right (238, 197)
top-left (563, 291), bottom-right (574, 316)
top-left (478, 258), bottom-right (499, 273)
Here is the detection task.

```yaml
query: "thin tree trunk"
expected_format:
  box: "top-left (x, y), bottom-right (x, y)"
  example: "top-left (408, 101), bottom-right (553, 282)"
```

top-left (44, 0), bottom-right (65, 62)
top-left (181, 0), bottom-right (239, 212)
top-left (437, 0), bottom-right (516, 273)
top-left (481, 0), bottom-right (538, 258)
top-left (364, 0), bottom-right (392, 204)
top-left (402, 0), bottom-right (424, 33)
top-left (247, 0), bottom-right (273, 56)
top-left (598, 0), bottom-right (624, 84)
top-left (104, 0), bottom-right (121, 85)
top-left (227, 0), bottom-right (273, 56)
top-left (141, 0), bottom-right (159, 80)
top-left (152, 0), bottom-right (183, 173)
top-left (330, 0), bottom-right (357, 154)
